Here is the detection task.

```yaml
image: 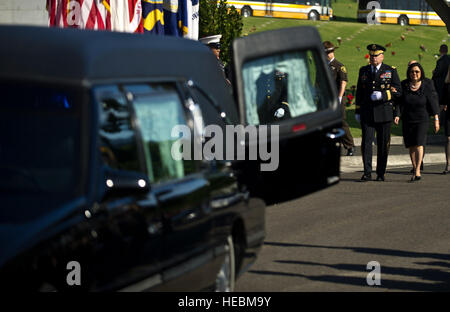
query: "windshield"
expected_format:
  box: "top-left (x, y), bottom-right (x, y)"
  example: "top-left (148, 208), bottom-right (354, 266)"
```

top-left (0, 84), bottom-right (83, 222)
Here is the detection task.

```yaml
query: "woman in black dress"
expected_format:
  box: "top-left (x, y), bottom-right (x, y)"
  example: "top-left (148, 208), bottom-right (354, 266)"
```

top-left (394, 62), bottom-right (440, 181)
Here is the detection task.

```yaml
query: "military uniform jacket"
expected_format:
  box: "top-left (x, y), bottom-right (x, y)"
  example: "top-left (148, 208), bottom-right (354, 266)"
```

top-left (432, 54), bottom-right (450, 102)
top-left (355, 63), bottom-right (402, 123)
top-left (329, 58), bottom-right (348, 93)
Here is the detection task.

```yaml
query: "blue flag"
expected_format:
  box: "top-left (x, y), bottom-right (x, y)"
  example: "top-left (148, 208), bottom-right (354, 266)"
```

top-left (163, 0), bottom-right (188, 37)
top-left (142, 0), bottom-right (165, 34)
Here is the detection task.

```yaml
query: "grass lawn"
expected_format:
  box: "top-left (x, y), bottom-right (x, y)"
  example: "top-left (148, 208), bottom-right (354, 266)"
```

top-left (240, 0), bottom-right (449, 137)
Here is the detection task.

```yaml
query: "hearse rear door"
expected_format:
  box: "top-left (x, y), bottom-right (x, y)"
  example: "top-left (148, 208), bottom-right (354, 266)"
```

top-left (231, 26), bottom-right (344, 203)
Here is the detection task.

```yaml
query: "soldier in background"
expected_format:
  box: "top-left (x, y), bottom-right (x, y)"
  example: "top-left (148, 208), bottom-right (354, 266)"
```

top-left (355, 44), bottom-right (402, 182)
top-left (323, 41), bottom-right (355, 156)
top-left (432, 44), bottom-right (450, 107)
top-left (199, 34), bottom-right (231, 85)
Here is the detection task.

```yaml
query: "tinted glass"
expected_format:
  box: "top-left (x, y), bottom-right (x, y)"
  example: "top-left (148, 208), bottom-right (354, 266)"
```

top-left (242, 50), bottom-right (332, 125)
top-left (128, 84), bottom-right (198, 184)
top-left (0, 84), bottom-right (82, 222)
top-left (409, 0), bottom-right (420, 11)
top-left (95, 85), bottom-right (140, 172)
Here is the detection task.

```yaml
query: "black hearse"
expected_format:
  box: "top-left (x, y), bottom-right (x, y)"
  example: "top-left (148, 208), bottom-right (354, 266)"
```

top-left (0, 25), bottom-right (343, 291)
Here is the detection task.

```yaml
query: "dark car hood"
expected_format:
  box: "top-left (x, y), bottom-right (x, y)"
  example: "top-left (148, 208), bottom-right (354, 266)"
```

top-left (0, 196), bottom-right (87, 268)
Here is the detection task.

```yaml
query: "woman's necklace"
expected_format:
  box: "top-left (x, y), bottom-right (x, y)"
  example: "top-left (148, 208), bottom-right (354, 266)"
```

top-left (410, 81), bottom-right (421, 91)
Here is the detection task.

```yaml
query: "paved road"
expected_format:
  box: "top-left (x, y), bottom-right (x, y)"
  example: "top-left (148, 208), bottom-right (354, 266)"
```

top-left (235, 164), bottom-right (450, 291)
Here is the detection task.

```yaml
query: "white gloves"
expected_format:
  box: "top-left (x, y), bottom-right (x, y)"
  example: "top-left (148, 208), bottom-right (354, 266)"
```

top-left (371, 91), bottom-right (382, 101)
top-left (338, 97), bottom-right (342, 104)
top-left (355, 114), bottom-right (361, 123)
top-left (274, 108), bottom-right (285, 118)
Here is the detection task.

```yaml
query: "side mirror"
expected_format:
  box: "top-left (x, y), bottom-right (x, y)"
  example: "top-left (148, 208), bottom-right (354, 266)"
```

top-left (104, 167), bottom-right (150, 198)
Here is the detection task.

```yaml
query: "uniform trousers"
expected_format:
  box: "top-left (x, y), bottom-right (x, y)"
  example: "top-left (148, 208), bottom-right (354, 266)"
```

top-left (341, 107), bottom-right (354, 150)
top-left (361, 121), bottom-right (392, 176)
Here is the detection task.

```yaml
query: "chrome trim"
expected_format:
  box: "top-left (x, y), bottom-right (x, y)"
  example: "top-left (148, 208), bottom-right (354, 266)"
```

top-left (119, 274), bottom-right (162, 292)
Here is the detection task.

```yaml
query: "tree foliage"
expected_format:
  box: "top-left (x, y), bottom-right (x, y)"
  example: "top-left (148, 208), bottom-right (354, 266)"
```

top-left (199, 0), bottom-right (243, 64)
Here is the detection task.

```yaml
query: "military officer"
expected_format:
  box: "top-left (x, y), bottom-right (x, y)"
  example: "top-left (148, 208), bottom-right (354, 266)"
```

top-left (257, 70), bottom-right (290, 124)
top-left (355, 44), bottom-right (402, 181)
top-left (323, 41), bottom-right (355, 156)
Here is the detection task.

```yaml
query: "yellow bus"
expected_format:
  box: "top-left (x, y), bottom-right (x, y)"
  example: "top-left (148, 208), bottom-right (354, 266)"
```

top-left (227, 0), bottom-right (333, 21)
top-left (357, 0), bottom-right (449, 26)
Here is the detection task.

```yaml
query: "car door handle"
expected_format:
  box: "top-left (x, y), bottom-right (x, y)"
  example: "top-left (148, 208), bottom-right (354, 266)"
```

top-left (325, 128), bottom-right (345, 140)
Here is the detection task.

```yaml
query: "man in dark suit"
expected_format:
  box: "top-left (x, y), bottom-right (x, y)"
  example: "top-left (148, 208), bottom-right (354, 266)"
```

top-left (432, 44), bottom-right (450, 106)
top-left (355, 44), bottom-right (402, 181)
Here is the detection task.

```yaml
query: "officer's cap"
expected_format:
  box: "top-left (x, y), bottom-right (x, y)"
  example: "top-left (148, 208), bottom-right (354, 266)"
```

top-left (367, 44), bottom-right (386, 56)
top-left (323, 41), bottom-right (337, 53)
top-left (199, 35), bottom-right (222, 49)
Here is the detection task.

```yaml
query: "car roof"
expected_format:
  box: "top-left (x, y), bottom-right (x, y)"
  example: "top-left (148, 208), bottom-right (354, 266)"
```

top-left (0, 26), bottom-right (217, 85)
top-left (0, 26), bottom-right (238, 123)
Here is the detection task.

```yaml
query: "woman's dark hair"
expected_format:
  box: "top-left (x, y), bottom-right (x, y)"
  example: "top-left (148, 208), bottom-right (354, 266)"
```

top-left (406, 62), bottom-right (426, 81)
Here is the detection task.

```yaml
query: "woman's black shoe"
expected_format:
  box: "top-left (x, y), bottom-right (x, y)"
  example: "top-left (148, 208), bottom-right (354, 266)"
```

top-left (410, 163), bottom-right (424, 173)
top-left (410, 176), bottom-right (421, 182)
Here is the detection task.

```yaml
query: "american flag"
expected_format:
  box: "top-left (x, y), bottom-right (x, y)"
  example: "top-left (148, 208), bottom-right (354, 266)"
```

top-left (47, 0), bottom-right (143, 33)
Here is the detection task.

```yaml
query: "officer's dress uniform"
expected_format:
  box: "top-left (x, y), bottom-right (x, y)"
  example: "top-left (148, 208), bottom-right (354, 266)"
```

top-left (257, 70), bottom-right (290, 124)
top-left (329, 58), bottom-right (354, 152)
top-left (355, 49), bottom-right (401, 180)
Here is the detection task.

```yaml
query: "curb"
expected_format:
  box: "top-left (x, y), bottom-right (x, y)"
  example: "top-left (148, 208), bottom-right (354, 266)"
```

top-left (352, 135), bottom-right (446, 147)
top-left (342, 135), bottom-right (447, 173)
top-left (340, 153), bottom-right (446, 173)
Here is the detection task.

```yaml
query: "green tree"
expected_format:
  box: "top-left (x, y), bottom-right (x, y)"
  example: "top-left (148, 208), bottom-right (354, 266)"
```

top-left (199, 0), bottom-right (243, 64)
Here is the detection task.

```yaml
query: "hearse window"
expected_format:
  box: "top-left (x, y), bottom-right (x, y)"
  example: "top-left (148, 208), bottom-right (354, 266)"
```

top-left (0, 84), bottom-right (82, 222)
top-left (125, 84), bottom-right (197, 184)
top-left (95, 86), bottom-right (140, 172)
top-left (242, 50), bottom-right (331, 125)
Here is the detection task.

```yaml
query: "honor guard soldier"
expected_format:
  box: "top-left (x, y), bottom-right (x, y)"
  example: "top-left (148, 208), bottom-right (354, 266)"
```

top-left (355, 44), bottom-right (402, 181)
top-left (199, 34), bottom-right (231, 84)
top-left (323, 41), bottom-right (355, 156)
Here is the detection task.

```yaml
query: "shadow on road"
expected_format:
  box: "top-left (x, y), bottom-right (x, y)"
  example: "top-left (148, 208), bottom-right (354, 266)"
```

top-left (247, 242), bottom-right (450, 291)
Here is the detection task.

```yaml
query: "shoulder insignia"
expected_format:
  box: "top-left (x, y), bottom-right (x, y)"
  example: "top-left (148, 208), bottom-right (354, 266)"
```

top-left (391, 66), bottom-right (396, 69)
top-left (341, 66), bottom-right (347, 74)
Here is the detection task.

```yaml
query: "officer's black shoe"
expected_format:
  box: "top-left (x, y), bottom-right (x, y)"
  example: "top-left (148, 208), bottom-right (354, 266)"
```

top-left (360, 174), bottom-right (372, 182)
top-left (346, 147), bottom-right (354, 156)
top-left (376, 175), bottom-right (385, 182)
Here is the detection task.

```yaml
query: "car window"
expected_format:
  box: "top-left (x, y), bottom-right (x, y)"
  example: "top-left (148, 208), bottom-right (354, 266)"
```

top-left (94, 85), bottom-right (141, 172)
top-left (0, 83), bottom-right (83, 223)
top-left (125, 84), bottom-right (198, 184)
top-left (242, 50), bottom-right (331, 125)
top-left (0, 84), bottom-right (81, 194)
